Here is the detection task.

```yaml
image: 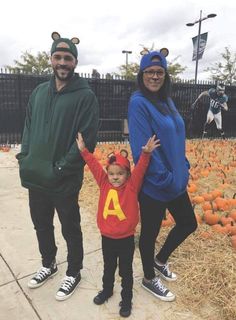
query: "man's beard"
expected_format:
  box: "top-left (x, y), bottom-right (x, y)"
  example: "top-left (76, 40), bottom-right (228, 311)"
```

top-left (53, 65), bottom-right (75, 82)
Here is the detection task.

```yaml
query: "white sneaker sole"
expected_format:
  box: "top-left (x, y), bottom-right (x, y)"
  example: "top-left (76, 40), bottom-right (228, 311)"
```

top-left (155, 269), bottom-right (177, 282)
top-left (141, 283), bottom-right (176, 302)
top-left (55, 281), bottom-right (80, 301)
top-left (28, 270), bottom-right (58, 289)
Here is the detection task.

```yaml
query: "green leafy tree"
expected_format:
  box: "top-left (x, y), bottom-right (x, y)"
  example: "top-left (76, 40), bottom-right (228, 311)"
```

top-left (5, 51), bottom-right (52, 74)
top-left (168, 56), bottom-right (187, 81)
top-left (117, 62), bottom-right (140, 80)
top-left (205, 47), bottom-right (236, 85)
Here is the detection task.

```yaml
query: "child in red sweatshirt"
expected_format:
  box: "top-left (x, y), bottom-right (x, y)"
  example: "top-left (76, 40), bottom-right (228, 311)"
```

top-left (76, 133), bottom-right (159, 318)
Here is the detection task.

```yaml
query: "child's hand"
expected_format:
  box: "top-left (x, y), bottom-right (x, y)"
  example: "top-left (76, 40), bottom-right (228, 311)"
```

top-left (76, 132), bottom-right (86, 151)
top-left (142, 135), bottom-right (160, 153)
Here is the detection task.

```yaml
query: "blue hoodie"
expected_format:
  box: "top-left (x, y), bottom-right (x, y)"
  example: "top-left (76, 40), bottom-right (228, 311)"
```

top-left (128, 91), bottom-right (190, 202)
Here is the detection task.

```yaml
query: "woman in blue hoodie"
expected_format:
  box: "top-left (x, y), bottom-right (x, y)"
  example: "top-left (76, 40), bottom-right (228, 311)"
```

top-left (128, 49), bottom-right (197, 302)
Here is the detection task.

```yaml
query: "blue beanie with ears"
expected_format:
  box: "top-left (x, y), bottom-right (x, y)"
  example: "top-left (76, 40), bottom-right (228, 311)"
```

top-left (140, 49), bottom-right (169, 71)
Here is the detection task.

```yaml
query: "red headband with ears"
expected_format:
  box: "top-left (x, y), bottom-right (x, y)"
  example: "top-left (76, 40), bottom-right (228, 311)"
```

top-left (106, 152), bottom-right (130, 171)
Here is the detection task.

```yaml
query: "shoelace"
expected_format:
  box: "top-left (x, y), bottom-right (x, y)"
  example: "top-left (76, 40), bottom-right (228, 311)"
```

top-left (35, 267), bottom-right (51, 280)
top-left (59, 276), bottom-right (75, 291)
top-left (152, 278), bottom-right (167, 294)
top-left (163, 264), bottom-right (171, 276)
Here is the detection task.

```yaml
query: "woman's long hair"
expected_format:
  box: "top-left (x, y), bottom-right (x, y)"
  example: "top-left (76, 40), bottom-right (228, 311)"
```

top-left (137, 70), bottom-right (177, 116)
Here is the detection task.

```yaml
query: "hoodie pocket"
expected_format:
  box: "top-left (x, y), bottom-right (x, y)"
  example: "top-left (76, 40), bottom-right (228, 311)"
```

top-left (19, 155), bottom-right (60, 188)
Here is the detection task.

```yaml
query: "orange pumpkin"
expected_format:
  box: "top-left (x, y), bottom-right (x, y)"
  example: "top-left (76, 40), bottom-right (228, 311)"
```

top-left (230, 235), bottom-right (236, 249)
top-left (203, 210), bottom-right (220, 225)
top-left (187, 183), bottom-right (197, 193)
top-left (211, 189), bottom-right (223, 200)
top-left (192, 196), bottom-right (205, 204)
top-left (220, 215), bottom-right (234, 226)
top-left (201, 201), bottom-right (212, 211)
top-left (211, 224), bottom-right (228, 234)
top-left (226, 222), bottom-right (236, 236)
top-left (228, 195), bottom-right (236, 209)
top-left (201, 193), bottom-right (213, 201)
top-left (229, 209), bottom-right (236, 221)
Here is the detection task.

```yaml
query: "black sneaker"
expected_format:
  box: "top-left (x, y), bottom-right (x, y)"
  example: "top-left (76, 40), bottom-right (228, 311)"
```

top-left (55, 273), bottom-right (81, 301)
top-left (28, 260), bottom-right (58, 288)
top-left (154, 259), bottom-right (177, 282)
top-left (119, 301), bottom-right (132, 318)
top-left (202, 131), bottom-right (207, 139)
top-left (220, 132), bottom-right (226, 139)
top-left (93, 290), bottom-right (113, 305)
top-left (142, 277), bottom-right (175, 302)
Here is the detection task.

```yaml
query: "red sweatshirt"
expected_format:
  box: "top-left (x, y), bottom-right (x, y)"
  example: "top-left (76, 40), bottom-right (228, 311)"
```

top-left (81, 149), bottom-right (151, 239)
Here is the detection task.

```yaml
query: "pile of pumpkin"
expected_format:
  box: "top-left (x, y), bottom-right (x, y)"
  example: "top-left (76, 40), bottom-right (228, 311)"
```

top-left (82, 139), bottom-right (236, 320)
top-left (186, 139), bottom-right (236, 249)
top-left (91, 139), bottom-right (236, 249)
top-left (0, 145), bottom-right (11, 152)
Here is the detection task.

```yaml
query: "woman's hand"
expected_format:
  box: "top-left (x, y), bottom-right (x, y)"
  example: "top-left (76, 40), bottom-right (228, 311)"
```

top-left (76, 132), bottom-right (86, 151)
top-left (142, 135), bottom-right (160, 153)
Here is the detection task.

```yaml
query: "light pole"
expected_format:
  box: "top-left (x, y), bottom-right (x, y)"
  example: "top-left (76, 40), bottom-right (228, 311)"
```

top-left (122, 50), bottom-right (132, 78)
top-left (186, 10), bottom-right (216, 84)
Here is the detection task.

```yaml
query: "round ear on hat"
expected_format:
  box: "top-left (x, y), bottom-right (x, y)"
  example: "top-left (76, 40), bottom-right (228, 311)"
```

top-left (120, 149), bottom-right (128, 158)
top-left (160, 48), bottom-right (169, 57)
top-left (107, 152), bottom-right (115, 159)
top-left (71, 37), bottom-right (80, 44)
top-left (140, 48), bottom-right (150, 55)
top-left (51, 32), bottom-right (61, 40)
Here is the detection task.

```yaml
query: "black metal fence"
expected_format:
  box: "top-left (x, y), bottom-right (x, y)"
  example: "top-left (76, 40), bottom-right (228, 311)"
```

top-left (0, 72), bottom-right (236, 144)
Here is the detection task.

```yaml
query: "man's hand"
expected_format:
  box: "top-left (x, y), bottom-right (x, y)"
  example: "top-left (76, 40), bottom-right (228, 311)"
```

top-left (142, 135), bottom-right (160, 153)
top-left (76, 132), bottom-right (86, 151)
top-left (221, 103), bottom-right (228, 111)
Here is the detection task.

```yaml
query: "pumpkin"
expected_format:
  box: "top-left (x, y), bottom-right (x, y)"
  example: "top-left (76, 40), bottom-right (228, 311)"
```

top-left (228, 194), bottom-right (236, 209)
top-left (211, 224), bottom-right (228, 234)
top-left (187, 183), bottom-right (197, 193)
top-left (203, 210), bottom-right (220, 225)
top-left (201, 193), bottom-right (213, 201)
top-left (211, 189), bottom-right (223, 200)
top-left (229, 209), bottom-right (236, 221)
top-left (226, 222), bottom-right (236, 236)
top-left (192, 196), bottom-right (205, 204)
top-left (202, 201), bottom-right (212, 211)
top-left (230, 235), bottom-right (236, 249)
top-left (220, 215), bottom-right (234, 226)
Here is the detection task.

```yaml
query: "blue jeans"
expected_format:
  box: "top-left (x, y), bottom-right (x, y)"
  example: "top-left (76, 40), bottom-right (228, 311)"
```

top-left (28, 189), bottom-right (83, 277)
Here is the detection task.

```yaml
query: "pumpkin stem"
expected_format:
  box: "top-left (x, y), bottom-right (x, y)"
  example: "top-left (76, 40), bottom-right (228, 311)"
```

top-left (221, 169), bottom-right (226, 178)
top-left (210, 201), bottom-right (215, 212)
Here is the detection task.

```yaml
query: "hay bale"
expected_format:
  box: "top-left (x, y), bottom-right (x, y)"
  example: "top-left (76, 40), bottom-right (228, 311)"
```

top-left (156, 225), bottom-right (236, 320)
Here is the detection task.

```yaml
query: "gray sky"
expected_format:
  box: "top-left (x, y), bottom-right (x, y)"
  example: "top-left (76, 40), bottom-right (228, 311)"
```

top-left (1, 0), bottom-right (235, 80)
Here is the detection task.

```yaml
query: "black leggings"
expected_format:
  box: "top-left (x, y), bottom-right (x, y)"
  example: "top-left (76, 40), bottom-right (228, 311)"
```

top-left (102, 235), bottom-right (134, 304)
top-left (138, 191), bottom-right (197, 280)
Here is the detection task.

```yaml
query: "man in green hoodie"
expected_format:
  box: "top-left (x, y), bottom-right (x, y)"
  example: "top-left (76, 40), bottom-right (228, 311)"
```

top-left (16, 32), bottom-right (99, 301)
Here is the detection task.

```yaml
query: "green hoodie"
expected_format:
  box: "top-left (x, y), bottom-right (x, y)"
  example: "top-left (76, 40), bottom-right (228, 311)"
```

top-left (16, 74), bottom-right (99, 195)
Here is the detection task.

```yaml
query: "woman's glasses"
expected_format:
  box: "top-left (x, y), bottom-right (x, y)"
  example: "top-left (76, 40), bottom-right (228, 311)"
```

top-left (143, 70), bottom-right (165, 77)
